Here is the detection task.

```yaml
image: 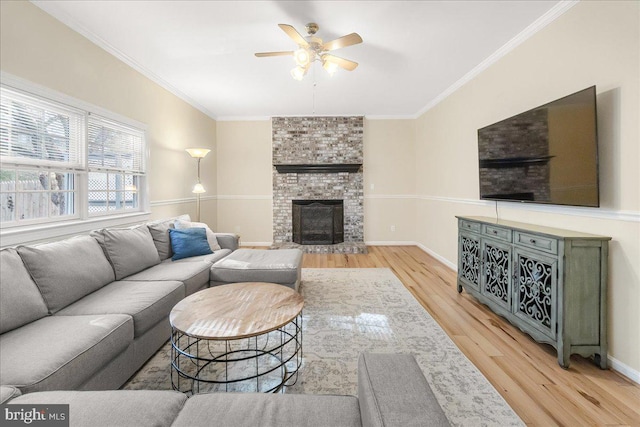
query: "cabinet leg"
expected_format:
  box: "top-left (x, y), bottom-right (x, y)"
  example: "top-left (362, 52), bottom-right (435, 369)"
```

top-left (558, 345), bottom-right (571, 369)
top-left (457, 283), bottom-right (462, 293)
top-left (594, 353), bottom-right (607, 369)
top-left (558, 356), bottom-right (570, 369)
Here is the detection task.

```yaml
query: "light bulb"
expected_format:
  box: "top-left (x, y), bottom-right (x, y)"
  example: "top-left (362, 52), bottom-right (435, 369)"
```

top-left (291, 66), bottom-right (306, 81)
top-left (192, 183), bottom-right (206, 194)
top-left (294, 48), bottom-right (311, 67)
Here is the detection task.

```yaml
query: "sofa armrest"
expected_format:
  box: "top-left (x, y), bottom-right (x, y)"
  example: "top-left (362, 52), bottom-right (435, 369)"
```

top-left (0, 386), bottom-right (21, 404)
top-left (357, 353), bottom-right (450, 427)
top-left (213, 233), bottom-right (240, 251)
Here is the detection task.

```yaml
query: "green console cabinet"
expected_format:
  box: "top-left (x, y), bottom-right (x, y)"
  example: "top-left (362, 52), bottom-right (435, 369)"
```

top-left (456, 216), bottom-right (610, 369)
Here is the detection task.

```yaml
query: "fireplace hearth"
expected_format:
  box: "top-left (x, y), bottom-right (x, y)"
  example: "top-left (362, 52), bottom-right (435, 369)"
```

top-left (292, 200), bottom-right (344, 245)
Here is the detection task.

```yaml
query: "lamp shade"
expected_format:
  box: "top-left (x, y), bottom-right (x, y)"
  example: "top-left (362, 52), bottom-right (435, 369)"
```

top-left (323, 59), bottom-right (339, 76)
top-left (192, 183), bottom-right (206, 194)
top-left (291, 66), bottom-right (306, 81)
top-left (185, 148), bottom-right (210, 158)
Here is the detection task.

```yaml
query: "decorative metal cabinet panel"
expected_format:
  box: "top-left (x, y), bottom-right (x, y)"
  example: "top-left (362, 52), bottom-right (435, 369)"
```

top-left (458, 232), bottom-right (481, 291)
top-left (513, 248), bottom-right (557, 340)
top-left (456, 216), bottom-right (610, 369)
top-left (482, 238), bottom-right (512, 311)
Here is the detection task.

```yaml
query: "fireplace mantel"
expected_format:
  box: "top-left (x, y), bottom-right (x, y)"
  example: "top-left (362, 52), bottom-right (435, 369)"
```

top-left (274, 164), bottom-right (362, 174)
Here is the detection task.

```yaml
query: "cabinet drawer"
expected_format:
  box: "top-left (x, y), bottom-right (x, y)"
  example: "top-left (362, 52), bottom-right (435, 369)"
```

top-left (514, 231), bottom-right (558, 255)
top-left (482, 224), bottom-right (512, 242)
top-left (460, 220), bottom-right (481, 233)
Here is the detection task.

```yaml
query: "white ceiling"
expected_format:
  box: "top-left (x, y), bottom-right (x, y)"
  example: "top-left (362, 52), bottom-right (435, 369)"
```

top-left (33, 1), bottom-right (569, 120)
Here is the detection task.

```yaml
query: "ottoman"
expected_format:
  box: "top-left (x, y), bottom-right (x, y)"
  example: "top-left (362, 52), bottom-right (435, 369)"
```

top-left (209, 249), bottom-right (303, 290)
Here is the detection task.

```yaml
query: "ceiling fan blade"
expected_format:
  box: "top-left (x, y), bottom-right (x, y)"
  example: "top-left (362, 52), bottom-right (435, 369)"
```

top-left (322, 33), bottom-right (363, 52)
top-left (255, 51), bottom-right (294, 57)
top-left (324, 54), bottom-right (358, 71)
top-left (278, 24), bottom-right (309, 48)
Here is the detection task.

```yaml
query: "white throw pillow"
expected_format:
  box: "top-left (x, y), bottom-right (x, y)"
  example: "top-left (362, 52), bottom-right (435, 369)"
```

top-left (174, 219), bottom-right (222, 251)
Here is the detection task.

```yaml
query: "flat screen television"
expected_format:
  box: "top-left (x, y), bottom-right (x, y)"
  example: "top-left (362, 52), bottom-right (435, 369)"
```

top-left (477, 86), bottom-right (599, 207)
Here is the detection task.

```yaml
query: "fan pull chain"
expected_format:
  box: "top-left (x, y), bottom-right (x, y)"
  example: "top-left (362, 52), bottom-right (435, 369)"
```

top-left (313, 82), bottom-right (317, 115)
top-left (312, 66), bottom-right (317, 115)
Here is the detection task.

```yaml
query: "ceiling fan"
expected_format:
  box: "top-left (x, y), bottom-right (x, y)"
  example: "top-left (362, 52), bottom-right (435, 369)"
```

top-left (255, 23), bottom-right (363, 80)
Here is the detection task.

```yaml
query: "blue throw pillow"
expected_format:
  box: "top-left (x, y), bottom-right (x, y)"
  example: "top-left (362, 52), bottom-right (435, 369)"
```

top-left (169, 228), bottom-right (213, 261)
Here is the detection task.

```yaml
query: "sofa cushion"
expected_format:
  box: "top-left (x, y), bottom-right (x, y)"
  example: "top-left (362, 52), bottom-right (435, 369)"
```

top-left (18, 236), bottom-right (115, 313)
top-left (126, 261), bottom-right (211, 296)
top-left (358, 353), bottom-right (450, 427)
top-left (57, 280), bottom-right (184, 338)
top-left (147, 220), bottom-right (174, 261)
top-left (0, 386), bottom-right (21, 404)
top-left (8, 390), bottom-right (187, 427)
top-left (174, 219), bottom-right (221, 251)
top-left (172, 393), bottom-right (361, 427)
top-left (213, 233), bottom-right (240, 251)
top-left (98, 226), bottom-right (161, 280)
top-left (0, 249), bottom-right (49, 334)
top-left (169, 228), bottom-right (212, 261)
top-left (210, 249), bottom-right (302, 286)
top-left (0, 314), bottom-right (132, 393)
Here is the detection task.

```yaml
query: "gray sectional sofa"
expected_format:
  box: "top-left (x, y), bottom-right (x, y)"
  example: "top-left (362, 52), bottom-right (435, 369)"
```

top-left (1, 353), bottom-right (450, 427)
top-left (0, 215), bottom-right (303, 394)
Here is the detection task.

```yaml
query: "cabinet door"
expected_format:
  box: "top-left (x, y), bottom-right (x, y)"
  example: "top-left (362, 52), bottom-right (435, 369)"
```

top-left (513, 248), bottom-right (558, 340)
top-left (459, 232), bottom-right (481, 291)
top-left (481, 238), bottom-right (512, 311)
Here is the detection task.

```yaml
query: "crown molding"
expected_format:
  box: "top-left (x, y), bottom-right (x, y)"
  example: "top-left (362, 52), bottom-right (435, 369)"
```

top-left (216, 116), bottom-right (271, 122)
top-left (412, 0), bottom-right (580, 119)
top-left (31, 1), bottom-right (219, 121)
top-left (365, 115), bottom-right (417, 121)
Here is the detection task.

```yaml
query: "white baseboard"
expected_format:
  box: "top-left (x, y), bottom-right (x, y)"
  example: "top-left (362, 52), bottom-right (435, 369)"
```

top-left (608, 355), bottom-right (640, 385)
top-left (364, 240), bottom-right (416, 246)
top-left (415, 243), bottom-right (458, 271)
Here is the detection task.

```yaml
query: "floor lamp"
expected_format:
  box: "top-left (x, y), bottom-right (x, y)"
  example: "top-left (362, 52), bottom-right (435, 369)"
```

top-left (186, 148), bottom-right (210, 222)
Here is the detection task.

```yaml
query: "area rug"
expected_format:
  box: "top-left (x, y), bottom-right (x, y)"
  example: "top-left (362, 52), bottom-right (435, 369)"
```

top-left (124, 268), bottom-right (523, 426)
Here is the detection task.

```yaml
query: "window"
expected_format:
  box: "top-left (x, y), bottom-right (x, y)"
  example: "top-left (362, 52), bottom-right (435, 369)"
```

top-left (0, 84), bottom-right (147, 230)
top-left (87, 115), bottom-right (145, 215)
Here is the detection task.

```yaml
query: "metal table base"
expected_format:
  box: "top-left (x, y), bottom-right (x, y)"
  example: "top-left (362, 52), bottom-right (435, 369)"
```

top-left (171, 312), bottom-right (302, 394)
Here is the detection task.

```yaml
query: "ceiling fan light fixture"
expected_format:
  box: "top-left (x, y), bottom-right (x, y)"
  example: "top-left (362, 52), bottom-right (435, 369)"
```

top-left (257, 22), bottom-right (362, 81)
top-left (291, 66), bottom-right (307, 81)
top-left (323, 59), bottom-right (339, 76)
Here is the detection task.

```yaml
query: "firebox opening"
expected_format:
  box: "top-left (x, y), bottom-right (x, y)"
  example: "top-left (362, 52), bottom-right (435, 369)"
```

top-left (292, 200), bottom-right (344, 245)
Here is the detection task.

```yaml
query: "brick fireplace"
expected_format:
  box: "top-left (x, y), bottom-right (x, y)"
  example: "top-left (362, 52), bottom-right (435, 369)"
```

top-left (272, 116), bottom-right (365, 254)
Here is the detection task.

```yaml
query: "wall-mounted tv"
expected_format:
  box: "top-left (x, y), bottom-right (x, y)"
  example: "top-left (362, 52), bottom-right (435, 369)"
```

top-left (477, 86), bottom-right (599, 207)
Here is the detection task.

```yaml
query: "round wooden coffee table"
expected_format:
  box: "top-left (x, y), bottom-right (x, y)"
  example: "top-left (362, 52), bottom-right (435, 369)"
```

top-left (170, 282), bottom-right (304, 394)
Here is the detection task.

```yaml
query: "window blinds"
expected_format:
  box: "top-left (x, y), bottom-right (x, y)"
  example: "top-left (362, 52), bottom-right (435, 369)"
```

top-left (87, 115), bottom-right (145, 173)
top-left (0, 87), bottom-right (84, 168)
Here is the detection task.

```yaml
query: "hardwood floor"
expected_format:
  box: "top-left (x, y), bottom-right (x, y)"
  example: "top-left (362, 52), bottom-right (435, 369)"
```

top-left (299, 246), bottom-right (640, 426)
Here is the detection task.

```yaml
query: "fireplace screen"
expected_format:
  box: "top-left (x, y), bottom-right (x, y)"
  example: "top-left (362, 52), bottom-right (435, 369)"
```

top-left (292, 200), bottom-right (344, 245)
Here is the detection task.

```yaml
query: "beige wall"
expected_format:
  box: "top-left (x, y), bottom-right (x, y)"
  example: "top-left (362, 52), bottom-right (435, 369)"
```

top-left (415, 1), bottom-right (640, 374)
top-left (215, 121), bottom-right (272, 243)
top-left (363, 119), bottom-right (416, 242)
top-left (0, 1), bottom-right (218, 226)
